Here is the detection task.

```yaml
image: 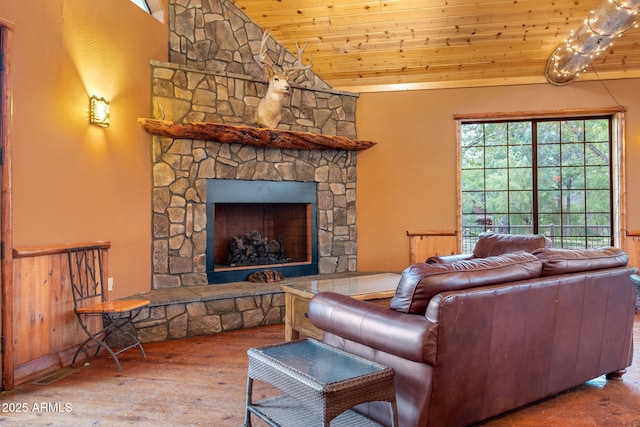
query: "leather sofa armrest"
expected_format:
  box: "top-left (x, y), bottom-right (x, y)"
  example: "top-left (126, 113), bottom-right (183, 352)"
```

top-left (426, 253), bottom-right (474, 263)
top-left (307, 292), bottom-right (437, 364)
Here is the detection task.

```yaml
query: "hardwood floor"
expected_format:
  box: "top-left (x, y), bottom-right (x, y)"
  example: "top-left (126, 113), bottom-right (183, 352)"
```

top-left (1, 315), bottom-right (639, 426)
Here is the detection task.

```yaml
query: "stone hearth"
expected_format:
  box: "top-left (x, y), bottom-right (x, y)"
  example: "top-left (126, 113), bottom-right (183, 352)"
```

top-left (123, 281), bottom-right (285, 343)
top-left (122, 273), bottom-right (367, 343)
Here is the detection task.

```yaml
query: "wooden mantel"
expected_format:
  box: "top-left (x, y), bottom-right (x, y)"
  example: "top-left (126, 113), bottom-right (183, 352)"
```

top-left (138, 118), bottom-right (376, 151)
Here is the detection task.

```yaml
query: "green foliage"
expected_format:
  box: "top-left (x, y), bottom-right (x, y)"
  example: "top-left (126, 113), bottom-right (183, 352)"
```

top-left (460, 117), bottom-right (612, 248)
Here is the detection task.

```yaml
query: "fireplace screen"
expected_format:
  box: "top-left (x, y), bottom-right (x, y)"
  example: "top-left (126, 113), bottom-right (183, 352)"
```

top-left (206, 180), bottom-right (318, 283)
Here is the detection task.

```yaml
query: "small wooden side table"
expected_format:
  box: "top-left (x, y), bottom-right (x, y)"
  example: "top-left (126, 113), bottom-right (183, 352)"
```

top-left (244, 338), bottom-right (398, 427)
top-left (280, 273), bottom-right (400, 341)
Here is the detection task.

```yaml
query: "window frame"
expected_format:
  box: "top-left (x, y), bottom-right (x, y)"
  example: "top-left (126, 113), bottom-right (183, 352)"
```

top-left (130, 0), bottom-right (165, 22)
top-left (131, 0), bottom-right (151, 13)
top-left (454, 107), bottom-right (626, 252)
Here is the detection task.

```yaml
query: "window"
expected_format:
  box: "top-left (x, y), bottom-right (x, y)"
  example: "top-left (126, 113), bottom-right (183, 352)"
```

top-left (130, 0), bottom-right (151, 13)
top-left (130, 0), bottom-right (164, 22)
top-left (459, 115), bottom-right (618, 252)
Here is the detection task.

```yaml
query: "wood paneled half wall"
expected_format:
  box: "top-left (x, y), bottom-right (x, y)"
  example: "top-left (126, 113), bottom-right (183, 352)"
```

top-left (5, 242), bottom-right (109, 389)
top-left (406, 230), bottom-right (458, 264)
top-left (626, 231), bottom-right (640, 271)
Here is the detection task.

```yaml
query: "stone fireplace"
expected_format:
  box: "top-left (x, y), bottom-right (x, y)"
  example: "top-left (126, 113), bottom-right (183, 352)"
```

top-left (117, 0), bottom-right (374, 344)
top-left (148, 0), bottom-right (362, 289)
top-left (151, 122), bottom-right (358, 289)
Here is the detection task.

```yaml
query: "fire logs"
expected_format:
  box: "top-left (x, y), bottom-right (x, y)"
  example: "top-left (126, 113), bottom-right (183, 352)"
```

top-left (228, 231), bottom-right (287, 267)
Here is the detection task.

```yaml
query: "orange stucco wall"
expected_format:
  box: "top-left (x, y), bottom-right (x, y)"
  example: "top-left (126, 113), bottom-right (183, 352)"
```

top-left (355, 80), bottom-right (640, 272)
top-left (3, 0), bottom-right (167, 298)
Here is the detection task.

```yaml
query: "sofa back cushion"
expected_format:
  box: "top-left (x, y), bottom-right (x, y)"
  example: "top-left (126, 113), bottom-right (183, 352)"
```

top-left (534, 246), bottom-right (628, 276)
top-left (389, 251), bottom-right (543, 315)
top-left (473, 232), bottom-right (552, 258)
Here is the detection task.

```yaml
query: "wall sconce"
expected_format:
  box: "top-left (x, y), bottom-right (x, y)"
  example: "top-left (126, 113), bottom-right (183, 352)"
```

top-left (89, 95), bottom-right (110, 127)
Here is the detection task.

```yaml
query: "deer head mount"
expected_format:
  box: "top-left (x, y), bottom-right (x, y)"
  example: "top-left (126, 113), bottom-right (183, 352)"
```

top-left (255, 32), bottom-right (313, 129)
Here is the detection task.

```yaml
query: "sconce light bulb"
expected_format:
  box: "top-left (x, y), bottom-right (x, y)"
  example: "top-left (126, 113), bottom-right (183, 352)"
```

top-left (90, 95), bottom-right (110, 127)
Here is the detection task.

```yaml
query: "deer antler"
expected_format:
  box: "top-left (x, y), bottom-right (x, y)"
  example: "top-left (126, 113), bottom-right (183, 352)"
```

top-left (255, 31), bottom-right (314, 128)
top-left (285, 41), bottom-right (313, 80)
top-left (259, 31), bottom-right (276, 77)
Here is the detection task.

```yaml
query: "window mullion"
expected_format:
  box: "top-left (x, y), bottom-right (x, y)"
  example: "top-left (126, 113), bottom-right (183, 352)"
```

top-left (532, 121), bottom-right (539, 235)
top-left (460, 114), bottom-right (614, 250)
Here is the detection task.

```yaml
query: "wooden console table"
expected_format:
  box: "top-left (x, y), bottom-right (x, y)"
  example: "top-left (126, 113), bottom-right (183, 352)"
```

top-left (280, 273), bottom-right (400, 341)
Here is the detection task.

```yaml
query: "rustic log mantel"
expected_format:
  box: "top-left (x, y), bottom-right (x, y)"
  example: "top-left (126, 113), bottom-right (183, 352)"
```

top-left (138, 118), bottom-right (376, 151)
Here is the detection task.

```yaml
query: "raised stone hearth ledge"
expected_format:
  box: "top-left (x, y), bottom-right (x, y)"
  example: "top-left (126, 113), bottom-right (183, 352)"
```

top-left (138, 118), bottom-right (377, 151)
top-left (117, 273), bottom-right (381, 344)
top-left (128, 280), bottom-right (283, 307)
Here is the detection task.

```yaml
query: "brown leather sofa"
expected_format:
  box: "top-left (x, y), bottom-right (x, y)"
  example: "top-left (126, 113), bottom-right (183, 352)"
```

top-left (308, 234), bottom-right (637, 427)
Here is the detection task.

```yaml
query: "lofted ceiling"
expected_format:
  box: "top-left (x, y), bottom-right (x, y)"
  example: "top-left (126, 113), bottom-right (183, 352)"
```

top-left (232, 0), bottom-right (640, 92)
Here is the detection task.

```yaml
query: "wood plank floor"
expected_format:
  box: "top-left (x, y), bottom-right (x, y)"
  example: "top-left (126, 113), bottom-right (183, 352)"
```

top-left (1, 314), bottom-right (639, 426)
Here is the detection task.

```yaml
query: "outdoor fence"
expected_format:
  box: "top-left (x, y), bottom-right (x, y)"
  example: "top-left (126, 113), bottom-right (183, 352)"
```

top-left (461, 224), bottom-right (613, 253)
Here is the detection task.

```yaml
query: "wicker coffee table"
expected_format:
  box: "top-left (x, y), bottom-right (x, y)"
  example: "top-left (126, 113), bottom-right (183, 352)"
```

top-left (244, 339), bottom-right (398, 427)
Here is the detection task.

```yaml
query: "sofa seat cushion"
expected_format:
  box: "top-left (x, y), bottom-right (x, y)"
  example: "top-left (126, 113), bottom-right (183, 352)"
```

top-left (473, 232), bottom-right (552, 258)
top-left (534, 247), bottom-right (629, 276)
top-left (389, 251), bottom-right (543, 315)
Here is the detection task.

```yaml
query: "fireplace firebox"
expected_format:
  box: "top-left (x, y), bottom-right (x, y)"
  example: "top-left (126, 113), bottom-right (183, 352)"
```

top-left (206, 180), bottom-right (318, 283)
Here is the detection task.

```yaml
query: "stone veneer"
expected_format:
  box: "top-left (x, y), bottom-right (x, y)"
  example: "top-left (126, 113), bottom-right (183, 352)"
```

top-left (168, 0), bottom-right (334, 95)
top-left (150, 110), bottom-right (359, 289)
top-left (120, 0), bottom-right (365, 342)
top-left (122, 282), bottom-right (285, 344)
top-left (149, 0), bottom-right (362, 290)
top-left (120, 273), bottom-right (356, 344)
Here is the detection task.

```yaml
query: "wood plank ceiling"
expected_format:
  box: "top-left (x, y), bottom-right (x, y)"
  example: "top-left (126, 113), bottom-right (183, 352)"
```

top-left (232, 0), bottom-right (640, 92)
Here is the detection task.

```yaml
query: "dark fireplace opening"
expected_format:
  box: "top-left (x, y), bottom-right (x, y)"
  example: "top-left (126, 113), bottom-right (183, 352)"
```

top-left (206, 180), bottom-right (318, 283)
top-left (213, 203), bottom-right (311, 268)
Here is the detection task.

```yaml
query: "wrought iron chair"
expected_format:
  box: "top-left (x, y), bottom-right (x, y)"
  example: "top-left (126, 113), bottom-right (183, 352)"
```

top-left (67, 246), bottom-right (150, 371)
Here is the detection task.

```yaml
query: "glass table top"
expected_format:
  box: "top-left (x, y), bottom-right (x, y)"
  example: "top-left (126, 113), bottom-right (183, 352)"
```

top-left (280, 273), bottom-right (400, 297)
top-left (256, 339), bottom-right (386, 384)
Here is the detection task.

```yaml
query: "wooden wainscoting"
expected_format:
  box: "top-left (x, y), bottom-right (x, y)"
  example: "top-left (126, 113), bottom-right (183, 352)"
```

top-left (406, 230), bottom-right (458, 264)
top-left (625, 231), bottom-right (640, 269)
top-left (7, 242), bottom-right (109, 388)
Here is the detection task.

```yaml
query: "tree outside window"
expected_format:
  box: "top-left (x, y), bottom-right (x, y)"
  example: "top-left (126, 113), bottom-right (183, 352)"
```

top-left (460, 117), bottom-right (613, 252)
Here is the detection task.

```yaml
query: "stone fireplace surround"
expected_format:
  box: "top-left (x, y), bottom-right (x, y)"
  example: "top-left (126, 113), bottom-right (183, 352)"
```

top-left (120, 0), bottom-right (367, 343)
top-left (133, 73), bottom-right (360, 342)
top-left (151, 108), bottom-right (359, 289)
